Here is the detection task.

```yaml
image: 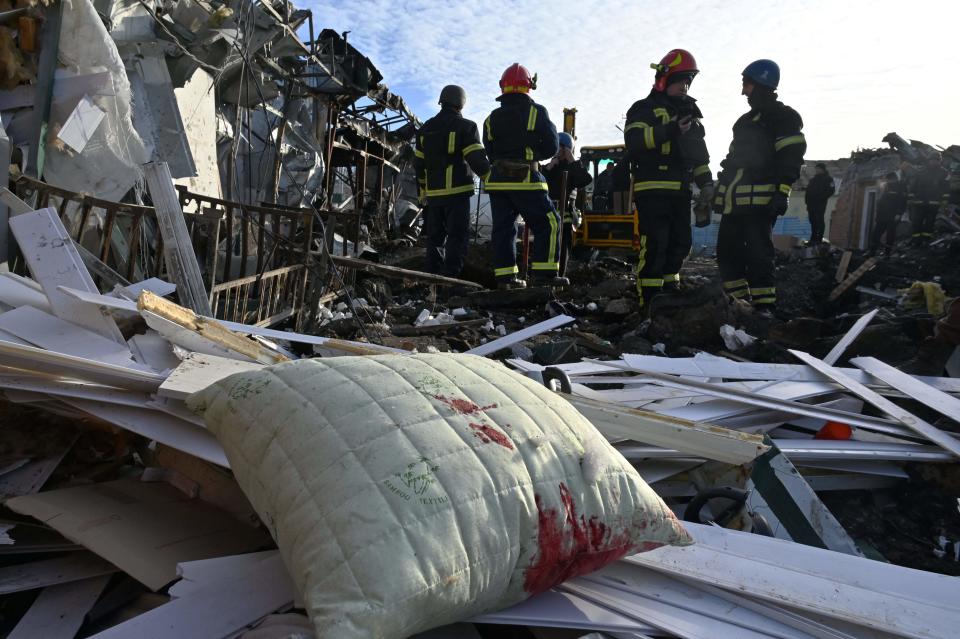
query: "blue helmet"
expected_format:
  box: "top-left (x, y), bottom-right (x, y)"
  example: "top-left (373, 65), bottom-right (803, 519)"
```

top-left (742, 59), bottom-right (780, 90)
top-left (558, 132), bottom-right (574, 149)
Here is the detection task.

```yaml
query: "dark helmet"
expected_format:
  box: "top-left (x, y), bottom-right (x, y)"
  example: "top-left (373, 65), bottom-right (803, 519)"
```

top-left (742, 59), bottom-right (780, 90)
top-left (558, 132), bottom-right (574, 149)
top-left (439, 85), bottom-right (467, 109)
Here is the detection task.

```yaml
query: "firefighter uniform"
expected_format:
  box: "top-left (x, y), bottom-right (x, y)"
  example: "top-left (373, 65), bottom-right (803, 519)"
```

top-left (908, 163), bottom-right (948, 239)
top-left (483, 93), bottom-right (561, 285)
top-left (413, 101), bottom-right (490, 277)
top-left (624, 91), bottom-right (711, 305)
top-left (542, 155), bottom-right (592, 277)
top-left (714, 80), bottom-right (806, 308)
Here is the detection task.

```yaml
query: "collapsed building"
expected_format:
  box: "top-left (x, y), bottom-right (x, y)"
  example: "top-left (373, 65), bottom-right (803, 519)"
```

top-left (0, 2), bottom-right (958, 638)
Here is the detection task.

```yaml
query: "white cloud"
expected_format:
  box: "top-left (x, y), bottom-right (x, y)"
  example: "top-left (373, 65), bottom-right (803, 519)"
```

top-left (309, 0), bottom-right (960, 167)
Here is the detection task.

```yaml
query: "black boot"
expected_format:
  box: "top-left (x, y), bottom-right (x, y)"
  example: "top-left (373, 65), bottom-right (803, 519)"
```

top-left (496, 278), bottom-right (527, 291)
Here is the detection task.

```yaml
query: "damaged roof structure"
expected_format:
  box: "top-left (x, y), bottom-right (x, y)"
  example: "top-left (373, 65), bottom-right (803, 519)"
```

top-left (1, 1), bottom-right (960, 639)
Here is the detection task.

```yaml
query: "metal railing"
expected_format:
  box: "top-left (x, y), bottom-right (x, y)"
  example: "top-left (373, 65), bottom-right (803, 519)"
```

top-left (12, 175), bottom-right (314, 329)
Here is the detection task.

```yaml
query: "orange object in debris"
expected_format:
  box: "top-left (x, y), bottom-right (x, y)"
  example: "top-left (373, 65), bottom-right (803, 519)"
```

top-left (17, 17), bottom-right (37, 53)
top-left (815, 420), bottom-right (853, 440)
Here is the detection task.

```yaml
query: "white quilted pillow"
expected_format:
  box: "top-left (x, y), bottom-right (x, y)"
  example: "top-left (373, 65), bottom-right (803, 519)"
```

top-left (188, 353), bottom-right (691, 638)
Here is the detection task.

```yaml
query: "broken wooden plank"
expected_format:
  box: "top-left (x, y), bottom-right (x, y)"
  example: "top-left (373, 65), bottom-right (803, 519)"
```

top-left (138, 290), bottom-right (287, 365)
top-left (8, 575), bottom-right (111, 639)
top-left (329, 255), bottom-right (482, 289)
top-left (467, 315), bottom-right (576, 356)
top-left (88, 553), bottom-right (294, 639)
top-left (828, 257), bottom-right (878, 302)
top-left (61, 286), bottom-right (404, 355)
top-left (0, 552), bottom-right (115, 596)
top-left (791, 350), bottom-right (960, 460)
top-left (0, 305), bottom-right (140, 368)
top-left (159, 352), bottom-right (265, 401)
top-left (565, 395), bottom-right (769, 465)
top-left (7, 479), bottom-right (269, 591)
top-left (8, 208), bottom-right (125, 344)
top-left (143, 162), bottom-right (212, 316)
top-left (834, 250), bottom-right (852, 283)
top-left (851, 356), bottom-right (960, 426)
top-left (823, 308), bottom-right (878, 365)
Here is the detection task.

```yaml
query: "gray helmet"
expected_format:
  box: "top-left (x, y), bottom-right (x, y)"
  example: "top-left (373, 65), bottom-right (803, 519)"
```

top-left (439, 85), bottom-right (467, 109)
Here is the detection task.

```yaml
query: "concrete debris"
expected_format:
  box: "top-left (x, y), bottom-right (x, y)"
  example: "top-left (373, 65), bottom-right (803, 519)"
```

top-left (0, 1), bottom-right (958, 637)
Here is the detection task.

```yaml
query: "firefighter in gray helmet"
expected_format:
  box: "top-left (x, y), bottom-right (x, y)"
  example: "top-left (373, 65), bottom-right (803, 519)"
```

top-left (414, 85), bottom-right (490, 277)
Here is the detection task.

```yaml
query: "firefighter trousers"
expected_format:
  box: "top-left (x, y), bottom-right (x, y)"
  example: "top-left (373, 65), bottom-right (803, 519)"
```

top-left (423, 196), bottom-right (471, 277)
top-left (870, 210), bottom-right (899, 253)
top-left (807, 202), bottom-right (827, 244)
top-left (911, 203), bottom-right (938, 238)
top-left (634, 193), bottom-right (692, 305)
top-left (489, 190), bottom-right (560, 281)
top-left (717, 212), bottom-right (777, 307)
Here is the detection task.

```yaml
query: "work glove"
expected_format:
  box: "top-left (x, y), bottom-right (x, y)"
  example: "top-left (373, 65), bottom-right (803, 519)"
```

top-left (768, 192), bottom-right (789, 220)
top-left (693, 183), bottom-right (715, 227)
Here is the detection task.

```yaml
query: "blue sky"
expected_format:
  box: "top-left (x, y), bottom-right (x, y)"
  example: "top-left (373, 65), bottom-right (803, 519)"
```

top-left (310, 0), bottom-right (960, 165)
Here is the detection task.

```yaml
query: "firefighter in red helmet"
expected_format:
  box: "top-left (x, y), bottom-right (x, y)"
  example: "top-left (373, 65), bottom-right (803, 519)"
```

top-left (483, 63), bottom-right (565, 289)
top-left (624, 49), bottom-right (713, 311)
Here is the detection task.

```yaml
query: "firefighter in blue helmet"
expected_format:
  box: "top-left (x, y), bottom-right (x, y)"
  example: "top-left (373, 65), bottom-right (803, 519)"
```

top-left (542, 132), bottom-right (592, 277)
top-left (714, 59), bottom-right (806, 313)
top-left (414, 85), bottom-right (490, 277)
top-left (624, 49), bottom-right (713, 310)
top-left (483, 63), bottom-right (563, 290)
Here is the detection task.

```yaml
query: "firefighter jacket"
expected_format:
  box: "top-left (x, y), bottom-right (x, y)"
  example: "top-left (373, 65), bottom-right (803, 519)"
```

top-left (714, 94), bottom-right (806, 215)
top-left (542, 158), bottom-right (593, 204)
top-left (414, 106), bottom-right (490, 202)
top-left (877, 180), bottom-right (908, 218)
top-left (909, 166), bottom-right (948, 205)
top-left (624, 90), bottom-right (712, 196)
top-left (482, 93), bottom-right (558, 192)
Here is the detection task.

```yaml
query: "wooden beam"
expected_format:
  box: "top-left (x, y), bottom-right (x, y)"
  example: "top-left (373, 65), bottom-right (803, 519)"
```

top-left (828, 257), bottom-right (878, 302)
top-left (834, 250), bottom-right (852, 283)
top-left (143, 162), bottom-right (212, 316)
top-left (329, 255), bottom-right (483, 289)
top-left (137, 290), bottom-right (288, 365)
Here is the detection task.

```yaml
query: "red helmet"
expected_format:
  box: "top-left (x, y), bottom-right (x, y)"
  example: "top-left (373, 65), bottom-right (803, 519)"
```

top-left (499, 63), bottom-right (537, 94)
top-left (650, 49), bottom-right (699, 92)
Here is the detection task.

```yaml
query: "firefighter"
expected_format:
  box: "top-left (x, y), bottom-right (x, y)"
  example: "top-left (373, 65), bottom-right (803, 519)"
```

top-left (869, 172), bottom-right (908, 255)
top-left (908, 156), bottom-right (948, 241)
top-left (483, 63), bottom-right (563, 289)
top-left (713, 59), bottom-right (806, 313)
top-left (624, 49), bottom-right (712, 309)
top-left (413, 85), bottom-right (490, 278)
top-left (542, 132), bottom-right (592, 277)
top-left (804, 162), bottom-right (835, 245)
